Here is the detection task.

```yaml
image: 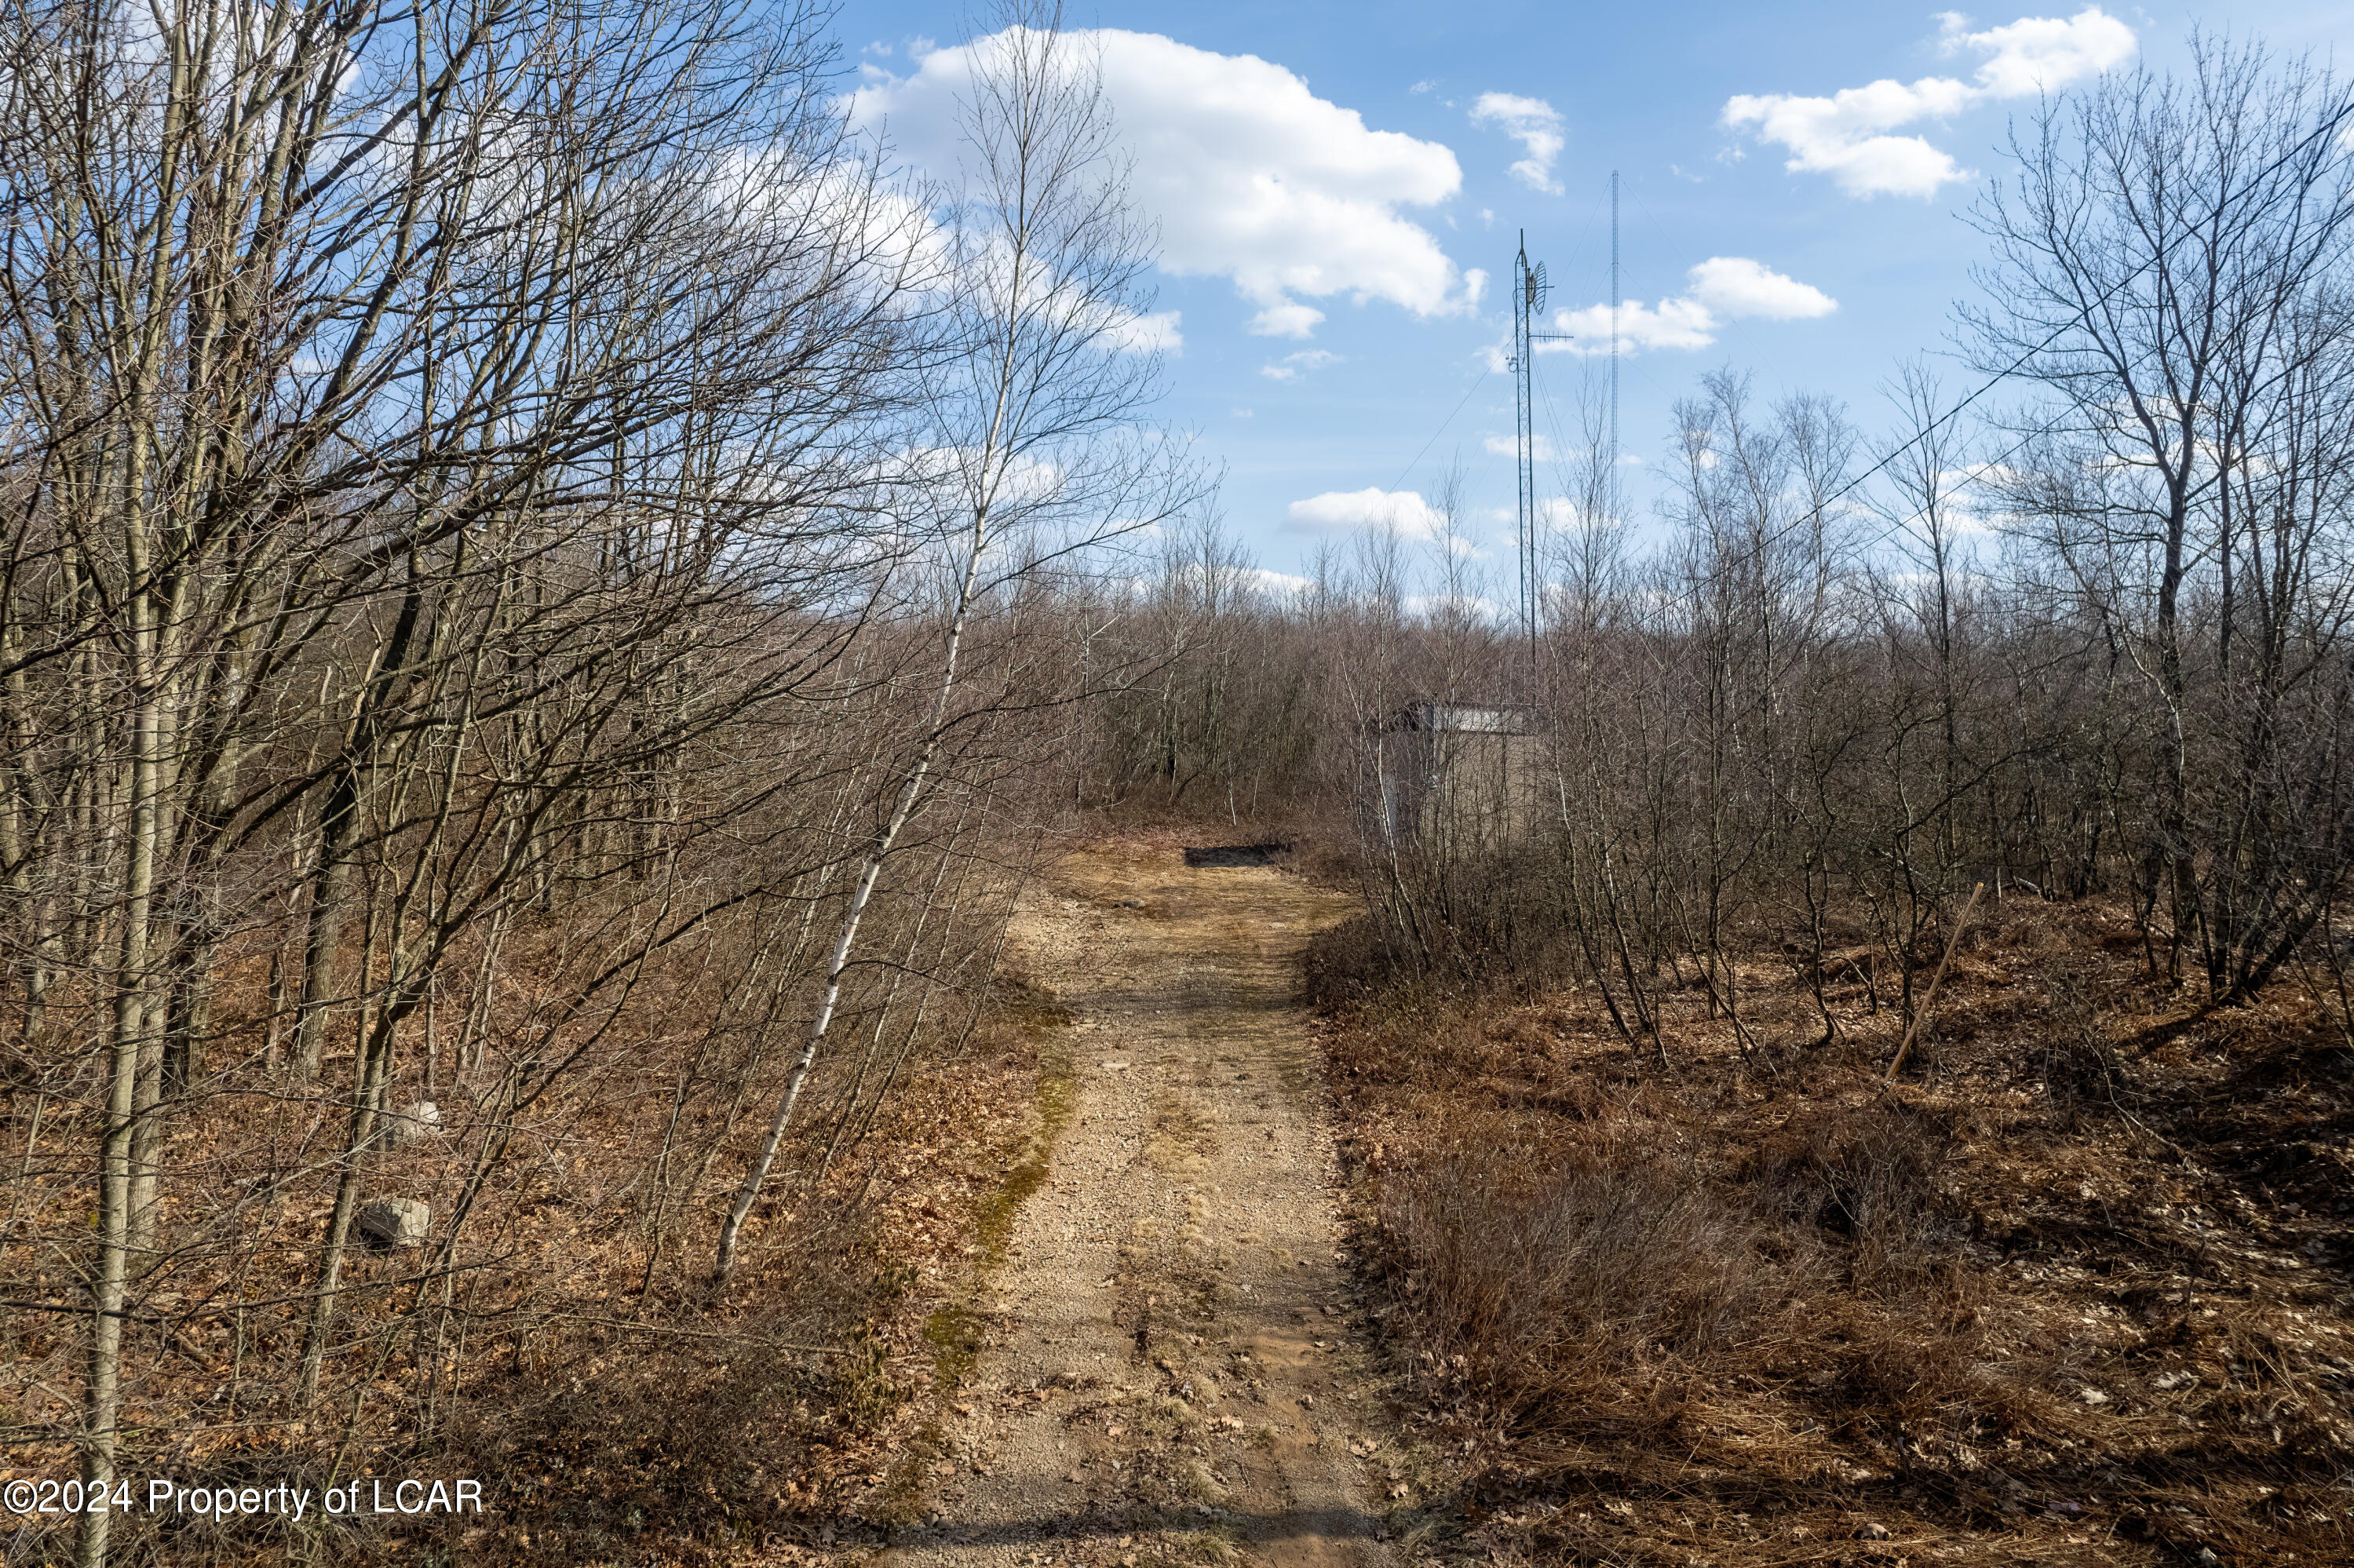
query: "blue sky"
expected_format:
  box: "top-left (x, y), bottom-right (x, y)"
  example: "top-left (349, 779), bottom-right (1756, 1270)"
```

top-left (838, 2), bottom-right (2353, 585)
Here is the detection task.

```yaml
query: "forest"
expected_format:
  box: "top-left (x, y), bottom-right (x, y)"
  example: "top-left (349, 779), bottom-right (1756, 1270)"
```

top-left (2, 2), bottom-right (2349, 1565)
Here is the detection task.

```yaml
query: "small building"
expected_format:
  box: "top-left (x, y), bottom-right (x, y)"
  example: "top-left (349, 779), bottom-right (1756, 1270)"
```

top-left (1377, 700), bottom-right (1543, 851)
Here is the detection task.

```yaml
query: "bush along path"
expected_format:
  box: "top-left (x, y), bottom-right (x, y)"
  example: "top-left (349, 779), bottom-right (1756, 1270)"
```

top-left (881, 843), bottom-right (1403, 1568)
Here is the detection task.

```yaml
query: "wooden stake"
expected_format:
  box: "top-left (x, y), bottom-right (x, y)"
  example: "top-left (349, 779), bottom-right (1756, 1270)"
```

top-left (1885, 882), bottom-right (1985, 1086)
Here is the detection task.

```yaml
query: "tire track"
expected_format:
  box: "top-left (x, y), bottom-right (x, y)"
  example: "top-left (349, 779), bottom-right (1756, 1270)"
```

top-left (884, 845), bottom-right (1397, 1568)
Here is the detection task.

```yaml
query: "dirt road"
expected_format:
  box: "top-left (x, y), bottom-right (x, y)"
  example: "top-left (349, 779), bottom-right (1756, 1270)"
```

top-left (889, 844), bottom-right (1402, 1568)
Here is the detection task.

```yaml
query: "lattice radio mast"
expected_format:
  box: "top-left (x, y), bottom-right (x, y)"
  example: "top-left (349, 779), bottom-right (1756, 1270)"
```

top-left (1511, 233), bottom-right (1571, 665)
top-left (1512, 234), bottom-right (1545, 662)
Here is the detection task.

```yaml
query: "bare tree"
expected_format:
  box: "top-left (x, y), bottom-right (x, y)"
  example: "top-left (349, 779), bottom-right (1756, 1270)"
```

top-left (0, 0), bottom-right (929, 1555)
top-left (713, 1), bottom-right (1196, 1286)
top-left (1966, 37), bottom-right (2354, 997)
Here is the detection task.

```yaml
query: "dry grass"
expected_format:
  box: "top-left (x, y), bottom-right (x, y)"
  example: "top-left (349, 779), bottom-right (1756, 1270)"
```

top-left (0, 946), bottom-right (1068, 1568)
top-left (1312, 895), bottom-right (2354, 1566)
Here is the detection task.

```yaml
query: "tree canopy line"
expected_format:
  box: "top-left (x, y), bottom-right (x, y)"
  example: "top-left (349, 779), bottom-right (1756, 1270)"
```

top-left (1, 1), bottom-right (2349, 1562)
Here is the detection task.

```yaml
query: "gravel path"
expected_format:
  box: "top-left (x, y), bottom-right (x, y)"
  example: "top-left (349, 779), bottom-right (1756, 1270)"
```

top-left (886, 845), bottom-right (1401, 1568)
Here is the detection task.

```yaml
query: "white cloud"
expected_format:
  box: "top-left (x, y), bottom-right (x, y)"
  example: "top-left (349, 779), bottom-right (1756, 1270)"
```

top-left (894, 446), bottom-right (1064, 505)
top-left (1542, 256), bottom-right (1835, 355)
top-left (1723, 78), bottom-right (1975, 199)
top-left (1483, 432), bottom-right (1558, 460)
top-left (1250, 302), bottom-right (1327, 339)
top-left (719, 151), bottom-right (954, 312)
top-left (1556, 296), bottom-right (1719, 352)
top-left (852, 29), bottom-right (1480, 339)
top-left (1286, 487), bottom-right (1447, 539)
top-left (1260, 349), bottom-right (1341, 381)
top-left (1684, 256), bottom-right (1838, 319)
top-left (1538, 495), bottom-right (1594, 530)
top-left (1940, 9), bottom-right (2134, 95)
top-left (1469, 92), bottom-right (1566, 195)
top-left (1249, 567), bottom-right (1313, 596)
top-left (1723, 7), bottom-right (2135, 198)
top-left (1103, 308), bottom-right (1184, 355)
top-left (1918, 461), bottom-right (2024, 534)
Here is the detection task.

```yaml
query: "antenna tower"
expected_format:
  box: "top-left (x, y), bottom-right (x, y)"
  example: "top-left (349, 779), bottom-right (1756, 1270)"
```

top-left (1511, 233), bottom-right (1572, 666)
top-left (1610, 171), bottom-right (1620, 524)
top-left (1513, 233), bottom-right (1545, 662)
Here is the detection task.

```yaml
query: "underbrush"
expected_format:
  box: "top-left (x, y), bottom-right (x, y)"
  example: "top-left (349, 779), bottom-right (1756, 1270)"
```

top-left (1316, 899), bottom-right (2354, 1566)
top-left (1, 957), bottom-right (1066, 1568)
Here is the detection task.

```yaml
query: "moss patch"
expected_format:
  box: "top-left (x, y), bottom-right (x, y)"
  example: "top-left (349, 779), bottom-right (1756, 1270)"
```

top-left (884, 970), bottom-right (1077, 1528)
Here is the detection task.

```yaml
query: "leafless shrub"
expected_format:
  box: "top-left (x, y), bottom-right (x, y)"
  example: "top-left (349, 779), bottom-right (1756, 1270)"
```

top-left (2037, 971), bottom-right (2133, 1121)
top-left (1382, 1114), bottom-right (1800, 1437)
top-left (1744, 1099), bottom-right (1958, 1293)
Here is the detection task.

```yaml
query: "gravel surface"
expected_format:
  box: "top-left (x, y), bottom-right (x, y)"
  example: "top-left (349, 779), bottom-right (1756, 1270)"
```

top-left (886, 846), bottom-right (1402, 1568)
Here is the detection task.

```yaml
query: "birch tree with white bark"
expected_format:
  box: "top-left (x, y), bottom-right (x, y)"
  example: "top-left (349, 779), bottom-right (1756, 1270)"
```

top-left (713, 0), bottom-right (1197, 1287)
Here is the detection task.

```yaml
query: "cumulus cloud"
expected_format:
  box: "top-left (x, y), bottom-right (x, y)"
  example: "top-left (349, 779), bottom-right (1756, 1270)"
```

top-left (1915, 461), bottom-right (2023, 534)
top-left (1724, 78), bottom-right (1976, 199)
top-left (1543, 256), bottom-right (1836, 355)
top-left (1249, 567), bottom-right (1314, 596)
top-left (1261, 349), bottom-right (1341, 382)
top-left (1286, 487), bottom-right (1447, 539)
top-left (1539, 495), bottom-right (1616, 531)
top-left (1469, 93), bottom-right (1566, 195)
top-left (1943, 9), bottom-right (2136, 94)
top-left (1685, 256), bottom-right (1838, 318)
top-left (895, 446), bottom-right (1065, 504)
top-left (1104, 308), bottom-right (1184, 355)
top-left (1250, 302), bottom-right (1327, 340)
top-left (1483, 432), bottom-right (1558, 460)
top-left (851, 29), bottom-right (1481, 339)
top-left (1722, 7), bottom-right (2136, 198)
